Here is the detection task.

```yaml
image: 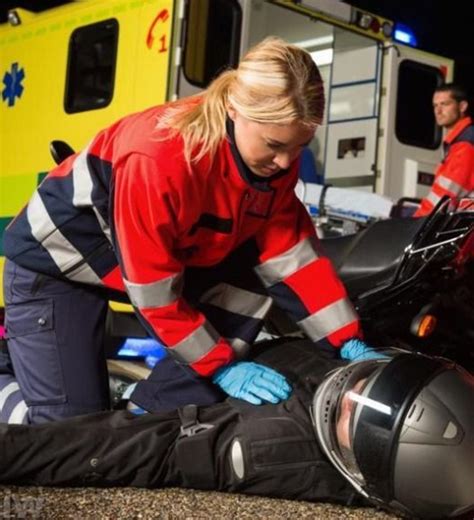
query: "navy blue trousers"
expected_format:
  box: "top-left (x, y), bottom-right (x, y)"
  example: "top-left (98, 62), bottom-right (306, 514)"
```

top-left (3, 260), bottom-right (110, 423)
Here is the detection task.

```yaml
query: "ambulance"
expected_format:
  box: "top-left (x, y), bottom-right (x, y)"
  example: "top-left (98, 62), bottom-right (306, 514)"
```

top-left (0, 0), bottom-right (453, 332)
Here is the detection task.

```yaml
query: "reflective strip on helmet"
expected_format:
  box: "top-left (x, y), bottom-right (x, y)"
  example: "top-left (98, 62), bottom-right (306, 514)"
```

top-left (298, 298), bottom-right (358, 342)
top-left (255, 237), bottom-right (319, 287)
top-left (27, 191), bottom-right (102, 285)
top-left (124, 273), bottom-right (183, 309)
top-left (200, 283), bottom-right (272, 319)
top-left (170, 321), bottom-right (220, 364)
top-left (72, 145), bottom-right (112, 243)
top-left (436, 175), bottom-right (469, 196)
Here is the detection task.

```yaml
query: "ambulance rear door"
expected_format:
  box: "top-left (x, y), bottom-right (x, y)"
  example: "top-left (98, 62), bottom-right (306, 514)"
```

top-left (376, 44), bottom-right (453, 200)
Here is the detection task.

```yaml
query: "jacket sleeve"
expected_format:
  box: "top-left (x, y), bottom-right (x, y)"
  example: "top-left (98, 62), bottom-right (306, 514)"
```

top-left (112, 153), bottom-right (234, 376)
top-left (0, 411), bottom-right (182, 487)
top-left (253, 191), bottom-right (361, 348)
top-left (415, 142), bottom-right (474, 216)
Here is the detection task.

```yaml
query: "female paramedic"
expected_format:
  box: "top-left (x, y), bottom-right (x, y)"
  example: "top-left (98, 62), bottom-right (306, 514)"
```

top-left (1, 37), bottom-right (379, 424)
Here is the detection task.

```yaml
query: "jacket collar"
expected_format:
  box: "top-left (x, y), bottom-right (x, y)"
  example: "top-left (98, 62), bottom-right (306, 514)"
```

top-left (444, 116), bottom-right (473, 145)
top-left (225, 118), bottom-right (290, 191)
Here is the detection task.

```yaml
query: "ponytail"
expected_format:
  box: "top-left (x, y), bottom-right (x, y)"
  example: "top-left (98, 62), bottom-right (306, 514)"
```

top-left (156, 69), bottom-right (235, 165)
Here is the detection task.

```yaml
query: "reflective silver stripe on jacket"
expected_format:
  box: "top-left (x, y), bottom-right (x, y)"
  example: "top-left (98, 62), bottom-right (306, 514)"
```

top-left (255, 236), bottom-right (319, 287)
top-left (170, 321), bottom-right (220, 364)
top-left (124, 273), bottom-right (183, 309)
top-left (226, 337), bottom-right (251, 359)
top-left (199, 284), bottom-right (259, 359)
top-left (72, 145), bottom-right (112, 243)
top-left (27, 191), bottom-right (102, 285)
top-left (200, 283), bottom-right (272, 319)
top-left (298, 298), bottom-right (358, 342)
top-left (436, 175), bottom-right (468, 196)
top-left (426, 191), bottom-right (442, 207)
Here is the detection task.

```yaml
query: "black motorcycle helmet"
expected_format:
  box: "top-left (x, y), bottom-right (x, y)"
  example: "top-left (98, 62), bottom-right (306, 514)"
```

top-left (313, 353), bottom-right (474, 519)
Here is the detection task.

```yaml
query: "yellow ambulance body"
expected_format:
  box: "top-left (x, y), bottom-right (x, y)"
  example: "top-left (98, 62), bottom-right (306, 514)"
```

top-left (0, 0), bottom-right (175, 308)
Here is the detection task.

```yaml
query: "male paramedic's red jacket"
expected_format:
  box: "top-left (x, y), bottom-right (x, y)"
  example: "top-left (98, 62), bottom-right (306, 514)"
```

top-left (4, 102), bottom-right (361, 376)
top-left (415, 117), bottom-right (474, 216)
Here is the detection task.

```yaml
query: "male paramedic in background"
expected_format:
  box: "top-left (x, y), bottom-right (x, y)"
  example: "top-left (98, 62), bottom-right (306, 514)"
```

top-left (415, 83), bottom-right (474, 216)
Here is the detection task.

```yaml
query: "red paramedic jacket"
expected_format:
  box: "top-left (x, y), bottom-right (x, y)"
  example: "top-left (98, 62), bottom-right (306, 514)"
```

top-left (415, 117), bottom-right (474, 216)
top-left (4, 102), bottom-right (361, 376)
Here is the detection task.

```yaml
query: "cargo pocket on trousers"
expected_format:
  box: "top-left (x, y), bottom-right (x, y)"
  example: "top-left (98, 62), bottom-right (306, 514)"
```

top-left (5, 299), bottom-right (67, 406)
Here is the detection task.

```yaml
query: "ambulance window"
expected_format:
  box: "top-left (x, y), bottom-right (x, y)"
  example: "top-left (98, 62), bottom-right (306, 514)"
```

top-left (65, 19), bottom-right (118, 113)
top-left (395, 60), bottom-right (443, 149)
top-left (183, 0), bottom-right (242, 87)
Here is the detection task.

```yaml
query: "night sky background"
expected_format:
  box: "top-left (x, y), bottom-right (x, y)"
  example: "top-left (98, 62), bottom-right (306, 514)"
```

top-left (350, 0), bottom-right (474, 95)
top-left (1, 0), bottom-right (473, 96)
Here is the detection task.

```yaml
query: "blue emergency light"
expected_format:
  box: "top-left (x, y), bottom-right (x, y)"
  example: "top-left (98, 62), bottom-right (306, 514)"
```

top-left (117, 336), bottom-right (167, 368)
top-left (394, 23), bottom-right (417, 47)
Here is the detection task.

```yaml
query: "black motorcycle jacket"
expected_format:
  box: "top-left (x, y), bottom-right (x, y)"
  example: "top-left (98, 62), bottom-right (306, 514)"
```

top-left (0, 339), bottom-right (358, 505)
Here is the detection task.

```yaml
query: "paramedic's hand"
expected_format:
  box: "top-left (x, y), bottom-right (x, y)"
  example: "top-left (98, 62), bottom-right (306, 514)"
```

top-left (212, 361), bottom-right (292, 405)
top-left (340, 338), bottom-right (388, 362)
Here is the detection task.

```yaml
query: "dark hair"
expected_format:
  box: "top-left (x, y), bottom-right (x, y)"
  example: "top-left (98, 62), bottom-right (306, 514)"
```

top-left (434, 82), bottom-right (469, 103)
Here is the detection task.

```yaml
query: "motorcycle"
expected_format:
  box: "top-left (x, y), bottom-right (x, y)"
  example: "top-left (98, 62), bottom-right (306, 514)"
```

top-left (268, 195), bottom-right (474, 371)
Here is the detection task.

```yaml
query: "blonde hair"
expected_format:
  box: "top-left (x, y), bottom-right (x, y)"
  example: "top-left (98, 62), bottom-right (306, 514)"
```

top-left (157, 37), bottom-right (325, 165)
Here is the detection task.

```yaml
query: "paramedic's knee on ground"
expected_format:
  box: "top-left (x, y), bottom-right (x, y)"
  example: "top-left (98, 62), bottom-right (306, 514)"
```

top-left (0, 338), bottom-right (28, 424)
top-left (2, 260), bottom-right (110, 424)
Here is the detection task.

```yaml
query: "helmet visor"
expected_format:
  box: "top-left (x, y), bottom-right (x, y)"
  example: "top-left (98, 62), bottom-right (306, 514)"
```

top-left (313, 359), bottom-right (392, 494)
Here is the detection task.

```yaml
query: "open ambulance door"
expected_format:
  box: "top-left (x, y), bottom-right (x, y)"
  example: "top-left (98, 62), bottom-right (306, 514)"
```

top-left (322, 28), bottom-right (382, 191)
top-left (376, 44), bottom-right (453, 200)
top-left (174, 0), bottom-right (385, 193)
top-left (172, 0), bottom-right (454, 203)
top-left (170, 0), bottom-right (242, 100)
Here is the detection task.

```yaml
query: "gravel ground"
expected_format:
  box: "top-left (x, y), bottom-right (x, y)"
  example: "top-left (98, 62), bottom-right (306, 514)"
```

top-left (0, 486), bottom-right (401, 519)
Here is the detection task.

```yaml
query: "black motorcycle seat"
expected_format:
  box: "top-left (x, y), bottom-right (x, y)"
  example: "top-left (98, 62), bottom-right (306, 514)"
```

top-left (320, 217), bottom-right (426, 297)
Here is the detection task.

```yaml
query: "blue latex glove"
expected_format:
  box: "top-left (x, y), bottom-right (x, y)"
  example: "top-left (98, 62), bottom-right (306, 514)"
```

top-left (340, 338), bottom-right (387, 362)
top-left (212, 361), bottom-right (292, 405)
